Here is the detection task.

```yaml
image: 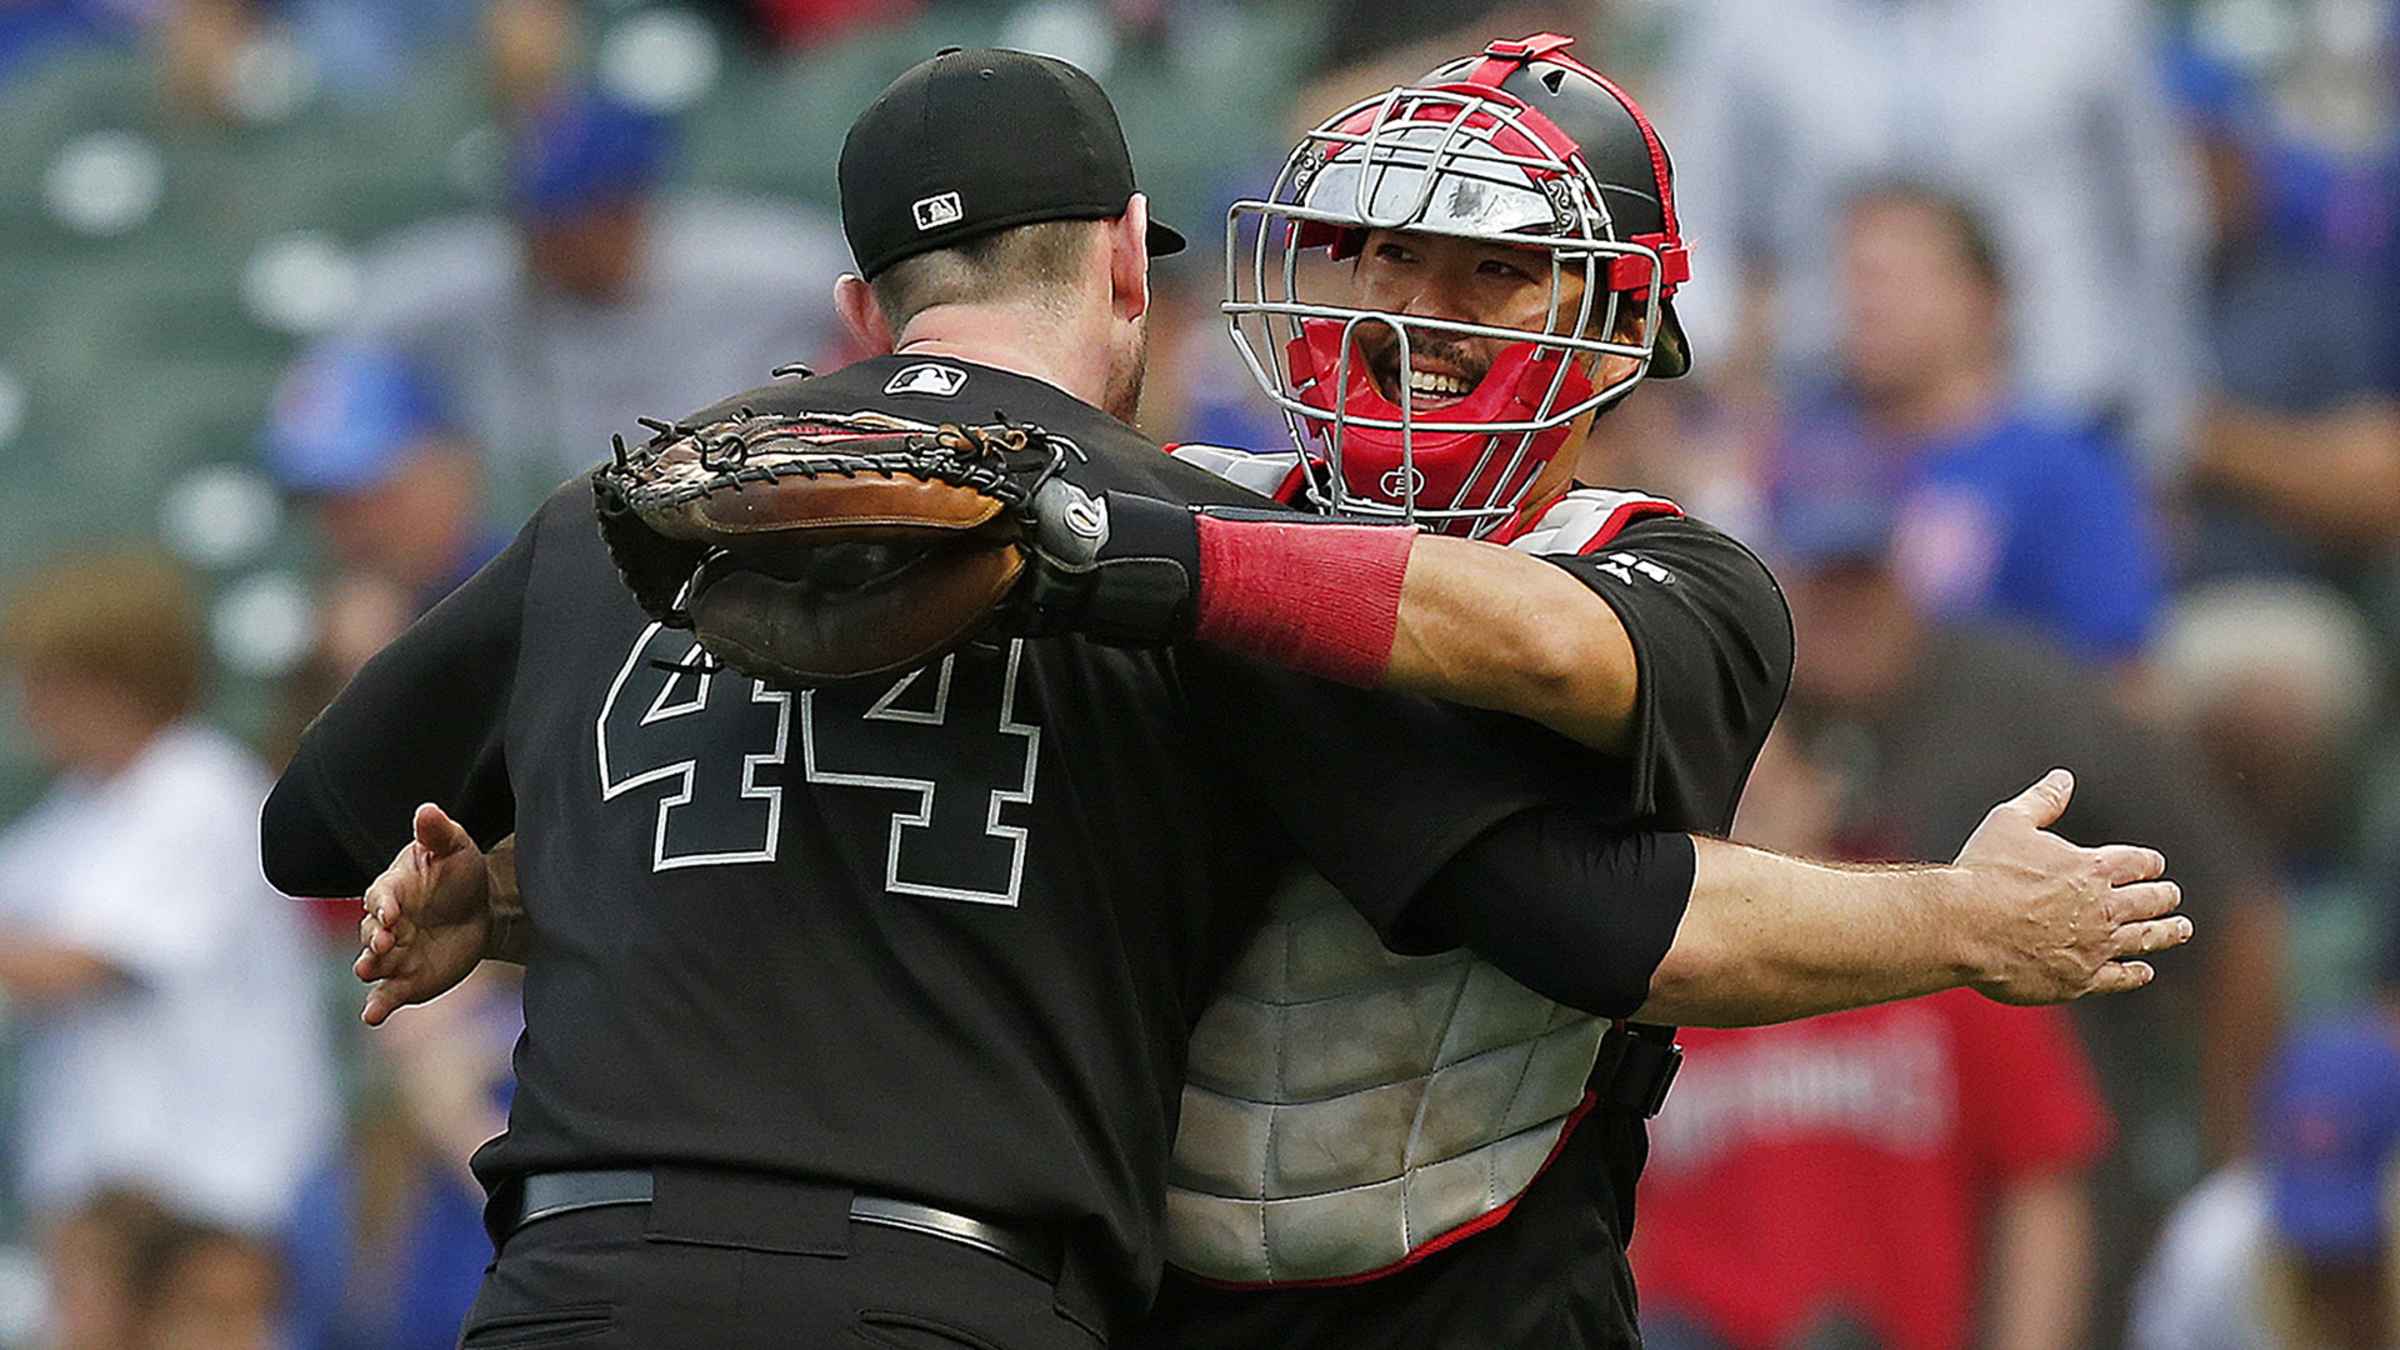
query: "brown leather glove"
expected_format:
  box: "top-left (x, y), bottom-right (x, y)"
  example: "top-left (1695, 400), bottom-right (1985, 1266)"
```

top-left (592, 409), bottom-right (1060, 686)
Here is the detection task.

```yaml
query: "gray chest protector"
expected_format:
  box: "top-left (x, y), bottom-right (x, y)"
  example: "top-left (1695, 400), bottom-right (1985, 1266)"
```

top-left (1164, 868), bottom-right (1606, 1285)
top-left (1162, 447), bottom-right (1671, 1285)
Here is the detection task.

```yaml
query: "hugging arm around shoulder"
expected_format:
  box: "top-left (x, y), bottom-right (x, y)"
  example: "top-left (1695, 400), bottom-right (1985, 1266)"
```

top-left (1459, 512), bottom-right (2015, 1025)
top-left (1188, 507), bottom-right (1819, 1022)
top-left (260, 515), bottom-right (536, 897)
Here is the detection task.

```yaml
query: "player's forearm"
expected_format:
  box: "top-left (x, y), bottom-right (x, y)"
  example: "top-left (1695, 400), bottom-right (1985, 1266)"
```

top-left (1415, 814), bottom-right (1979, 1026)
top-left (1178, 513), bottom-right (1638, 748)
top-left (1983, 1173), bottom-right (2094, 1350)
top-left (1633, 838), bottom-right (1979, 1026)
top-left (1385, 534), bottom-right (1638, 751)
top-left (482, 836), bottom-right (528, 966)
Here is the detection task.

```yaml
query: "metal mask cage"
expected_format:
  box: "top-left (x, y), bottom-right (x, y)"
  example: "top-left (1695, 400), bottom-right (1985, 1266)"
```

top-left (1223, 82), bottom-right (1667, 533)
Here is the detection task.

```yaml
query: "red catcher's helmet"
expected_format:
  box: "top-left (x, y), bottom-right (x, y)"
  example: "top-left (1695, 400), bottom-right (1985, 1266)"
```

top-left (1224, 34), bottom-right (1691, 536)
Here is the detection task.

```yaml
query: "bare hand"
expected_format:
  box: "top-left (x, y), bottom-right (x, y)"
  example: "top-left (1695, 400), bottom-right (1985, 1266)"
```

top-left (1952, 770), bottom-right (2191, 1004)
top-left (355, 803), bottom-right (494, 1026)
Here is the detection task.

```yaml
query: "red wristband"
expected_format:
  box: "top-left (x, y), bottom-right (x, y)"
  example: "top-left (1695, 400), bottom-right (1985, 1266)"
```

top-left (1191, 515), bottom-right (1415, 687)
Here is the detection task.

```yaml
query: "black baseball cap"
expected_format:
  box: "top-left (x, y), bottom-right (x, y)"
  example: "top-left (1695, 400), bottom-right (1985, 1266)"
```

top-left (840, 47), bottom-right (1186, 280)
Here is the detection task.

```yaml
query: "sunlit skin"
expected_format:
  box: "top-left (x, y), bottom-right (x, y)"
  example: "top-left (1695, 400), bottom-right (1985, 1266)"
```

top-left (1343, 228), bottom-right (1648, 518)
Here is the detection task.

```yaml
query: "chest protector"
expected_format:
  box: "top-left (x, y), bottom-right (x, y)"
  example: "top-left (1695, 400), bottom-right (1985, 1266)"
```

top-left (1163, 446), bottom-right (1679, 1285)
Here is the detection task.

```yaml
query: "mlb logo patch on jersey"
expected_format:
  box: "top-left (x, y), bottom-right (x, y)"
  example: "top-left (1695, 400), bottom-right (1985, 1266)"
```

top-left (884, 363), bottom-right (968, 398)
top-left (913, 191), bottom-right (964, 231)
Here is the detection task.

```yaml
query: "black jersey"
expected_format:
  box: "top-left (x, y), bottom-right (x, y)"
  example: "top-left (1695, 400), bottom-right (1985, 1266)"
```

top-left (1144, 500), bottom-right (1793, 1350)
top-left (264, 355), bottom-right (1551, 1336)
top-left (1200, 500), bottom-right (1793, 942)
top-left (1501, 510), bottom-right (1793, 834)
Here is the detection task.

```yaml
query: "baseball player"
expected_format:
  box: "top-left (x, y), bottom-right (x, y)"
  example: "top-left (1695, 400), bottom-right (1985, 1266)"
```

top-left (1103, 35), bottom-right (2171, 1348)
top-left (1138, 36), bottom-right (1778, 1347)
top-left (267, 49), bottom-right (1730, 1349)
top-left (315, 45), bottom-right (2186, 1350)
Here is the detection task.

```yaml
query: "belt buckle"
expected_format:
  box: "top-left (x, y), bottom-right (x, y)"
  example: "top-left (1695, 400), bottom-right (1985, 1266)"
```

top-left (1635, 1041), bottom-right (1682, 1119)
top-left (1607, 1030), bottom-right (1683, 1119)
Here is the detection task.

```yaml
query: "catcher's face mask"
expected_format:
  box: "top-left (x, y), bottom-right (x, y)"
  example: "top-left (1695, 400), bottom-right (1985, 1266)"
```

top-left (1226, 60), bottom-right (1685, 537)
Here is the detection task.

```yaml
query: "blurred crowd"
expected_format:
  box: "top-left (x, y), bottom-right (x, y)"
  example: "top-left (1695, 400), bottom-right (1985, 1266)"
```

top-left (0, 0), bottom-right (2393, 1347)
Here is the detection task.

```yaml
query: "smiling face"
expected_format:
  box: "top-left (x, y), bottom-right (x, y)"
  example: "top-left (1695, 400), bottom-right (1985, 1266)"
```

top-left (1336, 227), bottom-right (1649, 516)
top-left (1346, 228), bottom-right (1646, 409)
top-left (1229, 56), bottom-right (1696, 533)
top-left (1348, 229), bottom-right (1581, 408)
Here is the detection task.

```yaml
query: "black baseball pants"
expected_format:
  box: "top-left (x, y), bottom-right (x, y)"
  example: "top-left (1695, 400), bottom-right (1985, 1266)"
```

top-left (460, 1204), bottom-right (1104, 1349)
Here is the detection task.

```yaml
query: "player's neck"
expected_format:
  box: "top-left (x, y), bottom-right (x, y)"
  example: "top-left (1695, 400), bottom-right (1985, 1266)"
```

top-left (893, 304), bottom-right (1110, 410)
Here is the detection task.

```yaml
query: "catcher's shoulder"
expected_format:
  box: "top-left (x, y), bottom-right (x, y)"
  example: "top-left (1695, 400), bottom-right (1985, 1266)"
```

top-left (1164, 444), bottom-right (1309, 504)
top-left (1504, 488), bottom-right (1685, 557)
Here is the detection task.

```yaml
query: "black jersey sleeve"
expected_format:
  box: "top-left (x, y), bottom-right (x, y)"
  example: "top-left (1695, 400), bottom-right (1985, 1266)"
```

top-left (1543, 514), bottom-right (1794, 831)
top-left (1184, 654), bottom-right (1554, 931)
top-left (260, 512), bottom-right (538, 896)
top-left (1182, 517), bottom-right (1790, 941)
top-left (1189, 660), bottom-right (1701, 1008)
top-left (1400, 811), bottom-right (1697, 1018)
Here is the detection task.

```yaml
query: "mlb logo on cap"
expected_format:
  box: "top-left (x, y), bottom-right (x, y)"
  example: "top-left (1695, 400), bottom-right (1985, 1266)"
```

top-left (913, 192), bottom-right (963, 232)
top-left (840, 48), bottom-right (1186, 279)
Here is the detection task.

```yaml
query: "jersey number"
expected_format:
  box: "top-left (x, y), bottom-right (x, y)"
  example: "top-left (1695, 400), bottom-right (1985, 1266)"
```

top-left (596, 624), bottom-right (1041, 905)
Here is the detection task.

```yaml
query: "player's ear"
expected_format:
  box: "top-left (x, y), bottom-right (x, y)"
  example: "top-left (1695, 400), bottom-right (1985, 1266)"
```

top-left (1107, 195), bottom-right (1151, 324)
top-left (834, 273), bottom-right (895, 354)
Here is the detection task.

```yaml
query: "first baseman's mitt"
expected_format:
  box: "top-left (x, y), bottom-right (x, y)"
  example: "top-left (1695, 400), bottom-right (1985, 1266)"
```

top-left (592, 407), bottom-right (1202, 687)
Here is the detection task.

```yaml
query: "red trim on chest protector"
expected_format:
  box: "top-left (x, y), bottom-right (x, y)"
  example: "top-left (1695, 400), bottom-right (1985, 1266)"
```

top-left (1493, 493), bottom-right (1684, 553)
top-left (1271, 462), bottom-right (1310, 506)
top-left (1183, 1090), bottom-right (1604, 1292)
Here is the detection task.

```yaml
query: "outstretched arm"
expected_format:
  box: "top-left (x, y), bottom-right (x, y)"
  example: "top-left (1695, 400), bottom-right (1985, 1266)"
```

top-left (360, 770), bottom-right (2188, 1032)
top-left (1406, 771), bottom-right (2188, 1027)
top-left (1167, 513), bottom-right (1653, 750)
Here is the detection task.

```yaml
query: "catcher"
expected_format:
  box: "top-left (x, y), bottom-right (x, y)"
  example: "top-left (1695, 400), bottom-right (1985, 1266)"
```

top-left (1149, 35), bottom-right (1828, 1346)
top-left (321, 43), bottom-right (2187, 1350)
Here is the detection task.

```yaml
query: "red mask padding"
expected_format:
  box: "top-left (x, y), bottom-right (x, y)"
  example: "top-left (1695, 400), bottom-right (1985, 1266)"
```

top-left (1285, 319), bottom-right (1593, 533)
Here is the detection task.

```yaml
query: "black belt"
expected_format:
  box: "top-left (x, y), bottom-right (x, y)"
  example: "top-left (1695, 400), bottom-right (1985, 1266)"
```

top-left (1598, 1023), bottom-right (1683, 1118)
top-left (503, 1169), bottom-right (1062, 1283)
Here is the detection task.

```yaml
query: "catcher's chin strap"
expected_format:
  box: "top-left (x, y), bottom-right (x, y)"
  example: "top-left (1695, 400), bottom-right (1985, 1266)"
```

top-left (1016, 488), bottom-right (1417, 688)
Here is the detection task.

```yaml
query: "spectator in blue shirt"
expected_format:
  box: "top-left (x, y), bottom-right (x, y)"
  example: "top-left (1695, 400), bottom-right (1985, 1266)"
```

top-left (285, 970), bottom-right (521, 1350)
top-left (1775, 184), bottom-right (2166, 664)
top-left (2171, 18), bottom-right (2400, 576)
top-left (2167, 36), bottom-right (2400, 584)
top-left (263, 343), bottom-right (508, 616)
